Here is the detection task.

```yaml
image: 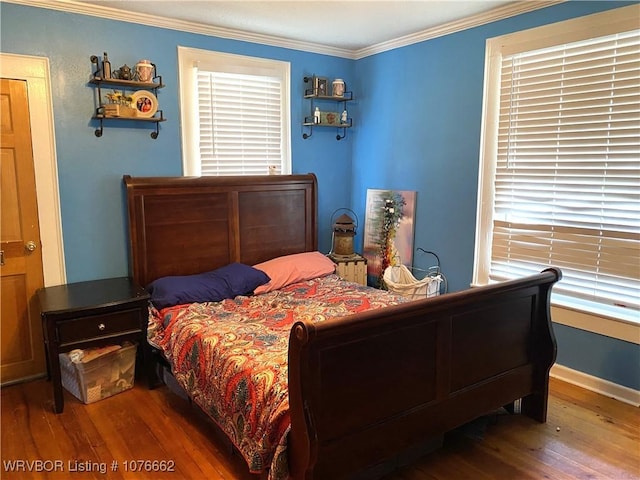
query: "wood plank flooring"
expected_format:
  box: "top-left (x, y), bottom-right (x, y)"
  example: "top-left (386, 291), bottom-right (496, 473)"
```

top-left (2, 377), bottom-right (638, 479)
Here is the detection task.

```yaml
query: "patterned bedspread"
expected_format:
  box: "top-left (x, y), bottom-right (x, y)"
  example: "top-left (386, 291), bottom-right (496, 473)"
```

top-left (148, 274), bottom-right (407, 475)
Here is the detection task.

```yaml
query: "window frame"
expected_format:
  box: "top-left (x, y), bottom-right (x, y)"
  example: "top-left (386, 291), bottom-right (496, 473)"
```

top-left (177, 46), bottom-right (291, 176)
top-left (474, 4), bottom-right (639, 344)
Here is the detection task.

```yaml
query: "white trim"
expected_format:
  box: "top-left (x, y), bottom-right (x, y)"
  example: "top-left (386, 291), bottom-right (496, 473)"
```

top-left (0, 53), bottom-right (65, 287)
top-left (6, 0), bottom-right (353, 59)
top-left (177, 46), bottom-right (200, 176)
top-left (177, 46), bottom-right (291, 176)
top-left (6, 0), bottom-right (560, 60)
top-left (474, 4), bottom-right (640, 344)
top-left (354, 0), bottom-right (565, 59)
top-left (550, 364), bottom-right (640, 408)
top-left (552, 307), bottom-right (639, 346)
top-left (487, 4), bottom-right (640, 56)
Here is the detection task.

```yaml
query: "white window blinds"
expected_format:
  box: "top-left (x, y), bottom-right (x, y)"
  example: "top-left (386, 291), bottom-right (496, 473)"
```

top-left (197, 71), bottom-right (284, 176)
top-left (492, 29), bottom-right (640, 311)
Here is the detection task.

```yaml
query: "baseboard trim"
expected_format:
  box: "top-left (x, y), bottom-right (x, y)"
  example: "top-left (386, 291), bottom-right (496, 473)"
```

top-left (550, 364), bottom-right (640, 407)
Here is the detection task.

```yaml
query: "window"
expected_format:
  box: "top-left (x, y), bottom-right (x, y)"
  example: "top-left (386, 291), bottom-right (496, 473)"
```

top-left (178, 47), bottom-right (291, 176)
top-left (474, 5), bottom-right (639, 328)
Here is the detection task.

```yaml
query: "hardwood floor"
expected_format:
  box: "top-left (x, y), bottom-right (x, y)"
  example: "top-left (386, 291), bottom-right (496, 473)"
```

top-left (2, 376), bottom-right (638, 479)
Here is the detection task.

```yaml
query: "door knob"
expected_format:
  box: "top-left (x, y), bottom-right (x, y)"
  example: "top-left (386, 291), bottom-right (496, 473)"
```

top-left (25, 241), bottom-right (37, 252)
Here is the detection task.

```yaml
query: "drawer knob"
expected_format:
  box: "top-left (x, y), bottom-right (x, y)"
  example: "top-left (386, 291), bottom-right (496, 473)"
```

top-left (97, 323), bottom-right (106, 331)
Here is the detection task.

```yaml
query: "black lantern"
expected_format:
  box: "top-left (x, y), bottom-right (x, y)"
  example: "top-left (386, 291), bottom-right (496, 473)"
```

top-left (330, 209), bottom-right (358, 257)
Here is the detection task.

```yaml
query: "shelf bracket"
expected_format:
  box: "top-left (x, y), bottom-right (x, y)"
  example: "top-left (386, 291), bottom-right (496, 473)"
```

top-left (95, 119), bottom-right (103, 137)
top-left (93, 118), bottom-right (160, 138)
top-left (90, 55), bottom-right (100, 77)
top-left (303, 126), bottom-right (349, 140)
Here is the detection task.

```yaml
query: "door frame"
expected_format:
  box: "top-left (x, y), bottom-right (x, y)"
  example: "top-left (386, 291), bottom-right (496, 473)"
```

top-left (0, 53), bottom-right (65, 286)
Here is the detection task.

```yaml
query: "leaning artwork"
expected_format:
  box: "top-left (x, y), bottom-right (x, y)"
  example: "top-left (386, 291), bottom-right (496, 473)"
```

top-left (363, 189), bottom-right (417, 287)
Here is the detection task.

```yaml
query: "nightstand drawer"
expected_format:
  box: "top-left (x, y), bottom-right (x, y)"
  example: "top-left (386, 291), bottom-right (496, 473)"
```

top-left (57, 309), bottom-right (142, 346)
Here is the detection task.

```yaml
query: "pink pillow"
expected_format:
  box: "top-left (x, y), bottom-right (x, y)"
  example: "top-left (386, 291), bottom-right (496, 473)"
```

top-left (253, 251), bottom-right (336, 294)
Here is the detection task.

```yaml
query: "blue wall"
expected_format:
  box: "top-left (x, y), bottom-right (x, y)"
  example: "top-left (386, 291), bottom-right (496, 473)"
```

top-left (1, 1), bottom-right (637, 390)
top-left (350, 0), bottom-right (639, 391)
top-left (555, 324), bottom-right (639, 389)
top-left (352, 0), bottom-right (637, 291)
top-left (0, 2), bottom-right (355, 281)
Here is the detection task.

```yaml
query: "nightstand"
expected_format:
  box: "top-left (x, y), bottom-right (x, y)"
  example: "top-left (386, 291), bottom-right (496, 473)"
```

top-left (328, 253), bottom-right (368, 285)
top-left (37, 277), bottom-right (150, 413)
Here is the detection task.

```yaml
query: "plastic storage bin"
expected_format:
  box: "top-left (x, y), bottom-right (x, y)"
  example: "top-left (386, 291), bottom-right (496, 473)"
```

top-left (59, 342), bottom-right (136, 404)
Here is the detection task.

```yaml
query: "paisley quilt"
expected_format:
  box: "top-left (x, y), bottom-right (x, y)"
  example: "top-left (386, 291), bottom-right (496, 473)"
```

top-left (147, 274), bottom-right (407, 475)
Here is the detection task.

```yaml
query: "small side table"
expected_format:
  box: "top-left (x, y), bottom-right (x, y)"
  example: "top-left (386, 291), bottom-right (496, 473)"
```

top-left (37, 277), bottom-right (150, 413)
top-left (328, 253), bottom-right (368, 285)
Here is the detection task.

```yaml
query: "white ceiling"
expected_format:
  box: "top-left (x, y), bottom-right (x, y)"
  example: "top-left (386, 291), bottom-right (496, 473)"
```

top-left (79, 1), bottom-right (516, 49)
top-left (52, 0), bottom-right (555, 56)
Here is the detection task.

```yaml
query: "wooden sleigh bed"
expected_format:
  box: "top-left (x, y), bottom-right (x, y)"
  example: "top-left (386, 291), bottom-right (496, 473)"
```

top-left (123, 173), bottom-right (561, 479)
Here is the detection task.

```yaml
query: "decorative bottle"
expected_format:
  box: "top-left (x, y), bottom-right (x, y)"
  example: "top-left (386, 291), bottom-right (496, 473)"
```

top-left (102, 52), bottom-right (111, 79)
top-left (341, 109), bottom-right (348, 124)
top-left (314, 107), bottom-right (321, 124)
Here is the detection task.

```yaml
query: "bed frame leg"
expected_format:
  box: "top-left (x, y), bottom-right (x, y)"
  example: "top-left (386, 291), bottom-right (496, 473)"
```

top-left (146, 350), bottom-right (166, 389)
top-left (521, 392), bottom-right (548, 423)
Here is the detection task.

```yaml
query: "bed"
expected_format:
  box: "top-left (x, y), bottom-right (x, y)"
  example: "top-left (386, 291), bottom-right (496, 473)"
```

top-left (123, 173), bottom-right (561, 479)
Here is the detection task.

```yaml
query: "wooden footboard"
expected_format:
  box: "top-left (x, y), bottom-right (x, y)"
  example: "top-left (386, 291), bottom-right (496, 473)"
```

top-left (288, 268), bottom-right (561, 479)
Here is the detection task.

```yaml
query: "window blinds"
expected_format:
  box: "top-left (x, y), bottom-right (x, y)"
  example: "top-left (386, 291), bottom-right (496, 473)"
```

top-left (197, 71), bottom-right (283, 176)
top-left (493, 29), bottom-right (640, 310)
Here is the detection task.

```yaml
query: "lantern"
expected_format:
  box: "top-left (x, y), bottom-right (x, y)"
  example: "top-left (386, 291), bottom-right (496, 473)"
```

top-left (330, 209), bottom-right (358, 257)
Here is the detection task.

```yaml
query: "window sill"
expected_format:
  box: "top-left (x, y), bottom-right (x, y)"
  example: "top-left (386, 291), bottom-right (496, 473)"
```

top-left (551, 295), bottom-right (639, 345)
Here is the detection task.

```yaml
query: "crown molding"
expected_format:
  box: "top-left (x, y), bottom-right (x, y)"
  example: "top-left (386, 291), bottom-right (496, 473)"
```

top-left (5, 0), bottom-right (564, 60)
top-left (4, 0), bottom-right (355, 58)
top-left (354, 0), bottom-right (565, 59)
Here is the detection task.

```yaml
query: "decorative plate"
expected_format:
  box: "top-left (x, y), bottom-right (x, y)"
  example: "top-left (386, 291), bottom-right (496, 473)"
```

top-left (130, 90), bottom-right (158, 118)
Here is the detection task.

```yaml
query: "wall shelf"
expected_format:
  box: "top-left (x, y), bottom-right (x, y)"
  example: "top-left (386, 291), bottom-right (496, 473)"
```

top-left (302, 76), bottom-right (353, 140)
top-left (89, 54), bottom-right (166, 139)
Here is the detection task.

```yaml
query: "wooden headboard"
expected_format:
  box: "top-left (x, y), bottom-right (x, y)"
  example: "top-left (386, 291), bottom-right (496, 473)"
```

top-left (123, 174), bottom-right (318, 287)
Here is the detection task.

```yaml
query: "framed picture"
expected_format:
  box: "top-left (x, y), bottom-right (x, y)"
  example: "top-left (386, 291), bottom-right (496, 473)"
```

top-left (314, 76), bottom-right (329, 96)
top-left (320, 111), bottom-right (340, 125)
top-left (130, 90), bottom-right (158, 118)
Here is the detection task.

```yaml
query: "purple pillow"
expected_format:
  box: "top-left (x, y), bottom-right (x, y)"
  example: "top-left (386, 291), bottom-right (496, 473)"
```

top-left (147, 263), bottom-right (270, 310)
